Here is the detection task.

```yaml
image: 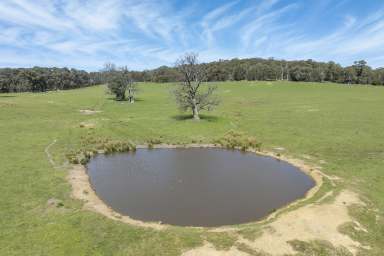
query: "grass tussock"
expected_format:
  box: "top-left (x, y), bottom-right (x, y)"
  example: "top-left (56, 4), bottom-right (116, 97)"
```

top-left (204, 232), bottom-right (238, 251)
top-left (147, 137), bottom-right (163, 149)
top-left (287, 240), bottom-right (353, 256)
top-left (215, 130), bottom-right (262, 151)
top-left (235, 243), bottom-right (267, 256)
top-left (66, 137), bottom-right (136, 164)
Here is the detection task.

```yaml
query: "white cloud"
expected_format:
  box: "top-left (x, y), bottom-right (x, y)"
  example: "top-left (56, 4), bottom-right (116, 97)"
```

top-left (241, 3), bottom-right (297, 48)
top-left (278, 10), bottom-right (384, 65)
top-left (0, 0), bottom-right (383, 69)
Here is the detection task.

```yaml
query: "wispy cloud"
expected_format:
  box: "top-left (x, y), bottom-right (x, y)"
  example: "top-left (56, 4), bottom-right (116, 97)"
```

top-left (241, 3), bottom-right (296, 48)
top-left (278, 8), bottom-right (384, 64)
top-left (0, 0), bottom-right (383, 70)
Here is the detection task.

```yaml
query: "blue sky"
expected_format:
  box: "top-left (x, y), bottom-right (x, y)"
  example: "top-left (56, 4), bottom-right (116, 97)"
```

top-left (0, 0), bottom-right (384, 71)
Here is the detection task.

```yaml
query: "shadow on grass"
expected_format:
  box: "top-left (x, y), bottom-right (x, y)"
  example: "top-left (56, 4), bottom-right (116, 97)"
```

top-left (172, 114), bottom-right (220, 122)
top-left (0, 95), bottom-right (16, 98)
top-left (106, 97), bottom-right (144, 102)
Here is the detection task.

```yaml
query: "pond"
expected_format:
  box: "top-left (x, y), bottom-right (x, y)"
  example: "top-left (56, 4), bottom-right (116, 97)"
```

top-left (87, 148), bottom-right (315, 227)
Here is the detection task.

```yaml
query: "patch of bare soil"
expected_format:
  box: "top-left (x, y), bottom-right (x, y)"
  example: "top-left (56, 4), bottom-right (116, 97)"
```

top-left (237, 190), bottom-right (366, 255)
top-left (79, 122), bottom-right (96, 129)
top-left (79, 109), bottom-right (101, 115)
top-left (182, 190), bottom-right (367, 256)
top-left (0, 102), bottom-right (16, 107)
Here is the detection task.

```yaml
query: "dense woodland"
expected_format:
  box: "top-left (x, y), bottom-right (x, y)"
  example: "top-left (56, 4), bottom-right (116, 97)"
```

top-left (1, 58), bottom-right (384, 93)
top-left (0, 67), bottom-right (99, 93)
top-left (133, 58), bottom-right (384, 85)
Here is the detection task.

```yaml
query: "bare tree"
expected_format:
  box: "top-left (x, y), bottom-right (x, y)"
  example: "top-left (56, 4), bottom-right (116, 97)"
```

top-left (174, 53), bottom-right (219, 120)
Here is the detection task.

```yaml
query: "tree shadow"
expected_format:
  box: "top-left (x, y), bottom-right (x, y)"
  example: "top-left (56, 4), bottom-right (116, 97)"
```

top-left (0, 95), bottom-right (16, 98)
top-left (172, 114), bottom-right (219, 122)
top-left (106, 97), bottom-right (144, 102)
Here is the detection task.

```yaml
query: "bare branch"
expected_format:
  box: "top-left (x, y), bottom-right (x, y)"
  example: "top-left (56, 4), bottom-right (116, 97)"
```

top-left (174, 53), bottom-right (219, 120)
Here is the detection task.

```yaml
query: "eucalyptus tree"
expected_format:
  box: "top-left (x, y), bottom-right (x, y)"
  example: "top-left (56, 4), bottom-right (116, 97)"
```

top-left (174, 53), bottom-right (219, 120)
top-left (104, 64), bottom-right (137, 102)
top-left (126, 76), bottom-right (137, 103)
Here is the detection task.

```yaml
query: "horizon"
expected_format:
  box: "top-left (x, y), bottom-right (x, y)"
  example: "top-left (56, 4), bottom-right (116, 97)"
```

top-left (1, 0), bottom-right (384, 71)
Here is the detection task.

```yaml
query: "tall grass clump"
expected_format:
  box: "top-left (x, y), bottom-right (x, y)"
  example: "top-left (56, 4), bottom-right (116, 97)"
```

top-left (215, 130), bottom-right (262, 151)
top-left (66, 137), bottom-right (136, 165)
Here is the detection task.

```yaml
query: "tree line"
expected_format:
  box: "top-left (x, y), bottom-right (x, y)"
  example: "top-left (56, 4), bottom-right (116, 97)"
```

top-left (129, 58), bottom-right (384, 86)
top-left (1, 57), bottom-right (383, 94)
top-left (0, 67), bottom-right (100, 93)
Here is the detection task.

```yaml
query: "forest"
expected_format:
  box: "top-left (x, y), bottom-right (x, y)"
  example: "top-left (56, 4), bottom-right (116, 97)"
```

top-left (0, 67), bottom-right (100, 93)
top-left (135, 58), bottom-right (384, 85)
top-left (1, 57), bottom-right (384, 93)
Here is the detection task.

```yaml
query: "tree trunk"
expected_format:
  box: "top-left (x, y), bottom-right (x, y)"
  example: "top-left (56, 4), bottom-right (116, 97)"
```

top-left (192, 99), bottom-right (199, 120)
top-left (118, 92), bottom-right (125, 101)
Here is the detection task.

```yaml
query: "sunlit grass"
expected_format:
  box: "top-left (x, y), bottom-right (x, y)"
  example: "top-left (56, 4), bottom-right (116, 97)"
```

top-left (1, 81), bottom-right (383, 255)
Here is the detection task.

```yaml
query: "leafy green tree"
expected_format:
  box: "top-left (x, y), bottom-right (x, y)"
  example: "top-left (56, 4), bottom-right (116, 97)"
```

top-left (246, 65), bottom-right (258, 81)
top-left (151, 66), bottom-right (182, 83)
top-left (344, 67), bottom-right (356, 85)
top-left (372, 68), bottom-right (384, 85)
top-left (105, 65), bottom-right (135, 101)
top-left (206, 64), bottom-right (228, 81)
top-left (232, 65), bottom-right (246, 81)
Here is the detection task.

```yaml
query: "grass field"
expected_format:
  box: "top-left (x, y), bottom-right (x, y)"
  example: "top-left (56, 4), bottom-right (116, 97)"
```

top-left (1, 81), bottom-right (383, 255)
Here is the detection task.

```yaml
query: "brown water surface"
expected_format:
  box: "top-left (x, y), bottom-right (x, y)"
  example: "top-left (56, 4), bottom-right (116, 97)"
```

top-left (87, 148), bottom-right (314, 227)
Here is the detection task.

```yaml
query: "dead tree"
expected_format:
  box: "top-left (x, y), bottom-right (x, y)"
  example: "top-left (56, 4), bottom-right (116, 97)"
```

top-left (174, 53), bottom-right (219, 120)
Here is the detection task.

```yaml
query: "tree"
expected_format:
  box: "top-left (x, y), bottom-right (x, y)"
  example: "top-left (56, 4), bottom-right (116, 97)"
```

top-left (126, 77), bottom-right (137, 103)
top-left (232, 65), bottom-right (246, 81)
top-left (0, 67), bottom-right (93, 93)
top-left (174, 53), bottom-right (219, 120)
top-left (325, 61), bottom-right (342, 82)
top-left (105, 65), bottom-right (134, 101)
top-left (372, 68), bottom-right (384, 85)
top-left (311, 67), bottom-right (325, 82)
top-left (289, 65), bottom-right (312, 81)
top-left (246, 65), bottom-right (258, 81)
top-left (353, 60), bottom-right (372, 84)
top-left (206, 64), bottom-right (228, 81)
top-left (151, 66), bottom-right (182, 83)
top-left (344, 67), bottom-right (356, 85)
